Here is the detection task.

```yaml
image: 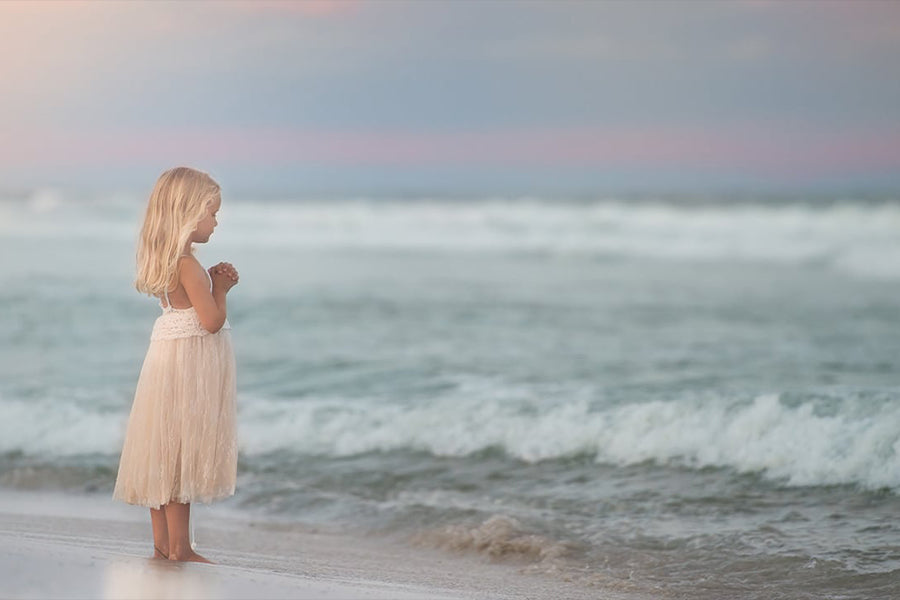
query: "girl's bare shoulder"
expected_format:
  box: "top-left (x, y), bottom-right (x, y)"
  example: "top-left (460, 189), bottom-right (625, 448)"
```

top-left (177, 253), bottom-right (201, 266)
top-left (177, 255), bottom-right (206, 283)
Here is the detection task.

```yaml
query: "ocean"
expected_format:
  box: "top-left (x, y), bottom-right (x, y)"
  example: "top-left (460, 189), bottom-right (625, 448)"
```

top-left (1, 190), bottom-right (899, 598)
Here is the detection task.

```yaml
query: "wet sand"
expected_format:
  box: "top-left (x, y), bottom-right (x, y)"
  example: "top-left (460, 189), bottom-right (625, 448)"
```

top-left (0, 491), bottom-right (621, 600)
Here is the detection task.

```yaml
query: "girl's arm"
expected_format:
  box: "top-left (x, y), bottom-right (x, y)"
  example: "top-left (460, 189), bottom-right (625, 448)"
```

top-left (180, 256), bottom-right (237, 333)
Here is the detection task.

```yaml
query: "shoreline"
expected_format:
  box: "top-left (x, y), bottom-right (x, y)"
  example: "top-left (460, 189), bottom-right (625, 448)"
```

top-left (0, 490), bottom-right (624, 600)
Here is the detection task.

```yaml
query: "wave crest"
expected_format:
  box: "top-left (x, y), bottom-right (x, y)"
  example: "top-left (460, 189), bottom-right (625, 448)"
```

top-left (4, 387), bottom-right (898, 492)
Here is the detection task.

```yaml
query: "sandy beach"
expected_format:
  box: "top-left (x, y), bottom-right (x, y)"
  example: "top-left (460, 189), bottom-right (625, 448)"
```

top-left (0, 491), bottom-right (619, 600)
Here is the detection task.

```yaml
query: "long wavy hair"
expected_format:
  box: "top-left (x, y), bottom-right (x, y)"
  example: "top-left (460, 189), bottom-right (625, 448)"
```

top-left (135, 167), bottom-right (220, 296)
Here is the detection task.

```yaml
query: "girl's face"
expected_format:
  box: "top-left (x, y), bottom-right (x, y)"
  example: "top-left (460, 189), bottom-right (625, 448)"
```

top-left (191, 195), bottom-right (221, 244)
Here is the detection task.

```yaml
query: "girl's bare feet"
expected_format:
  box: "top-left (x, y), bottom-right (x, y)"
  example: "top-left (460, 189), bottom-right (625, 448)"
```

top-left (153, 544), bottom-right (169, 560)
top-left (168, 548), bottom-right (213, 563)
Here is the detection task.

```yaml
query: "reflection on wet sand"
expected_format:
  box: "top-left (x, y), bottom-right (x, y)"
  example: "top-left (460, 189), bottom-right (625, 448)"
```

top-left (103, 557), bottom-right (221, 600)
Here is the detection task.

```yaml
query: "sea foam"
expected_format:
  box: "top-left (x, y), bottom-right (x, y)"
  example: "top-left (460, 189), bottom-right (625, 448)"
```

top-left (4, 386), bottom-right (899, 492)
top-left (4, 196), bottom-right (900, 279)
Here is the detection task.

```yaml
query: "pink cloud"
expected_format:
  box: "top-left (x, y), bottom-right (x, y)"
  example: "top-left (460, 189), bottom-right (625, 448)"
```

top-left (226, 0), bottom-right (362, 17)
top-left (2, 124), bottom-right (898, 181)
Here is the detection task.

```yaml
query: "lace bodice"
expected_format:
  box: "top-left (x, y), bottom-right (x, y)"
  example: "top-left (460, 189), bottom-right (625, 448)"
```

top-left (151, 261), bottom-right (231, 341)
top-left (150, 306), bottom-right (231, 341)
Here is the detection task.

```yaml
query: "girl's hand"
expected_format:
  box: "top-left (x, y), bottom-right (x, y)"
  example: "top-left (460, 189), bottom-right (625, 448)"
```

top-left (210, 262), bottom-right (239, 281)
top-left (209, 262), bottom-right (239, 292)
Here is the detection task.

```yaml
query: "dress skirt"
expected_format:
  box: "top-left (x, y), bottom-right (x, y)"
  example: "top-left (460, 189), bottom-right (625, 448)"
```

top-left (113, 307), bottom-right (237, 509)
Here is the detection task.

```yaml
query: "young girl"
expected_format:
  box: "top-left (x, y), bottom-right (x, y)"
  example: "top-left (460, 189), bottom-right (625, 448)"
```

top-left (113, 166), bottom-right (239, 563)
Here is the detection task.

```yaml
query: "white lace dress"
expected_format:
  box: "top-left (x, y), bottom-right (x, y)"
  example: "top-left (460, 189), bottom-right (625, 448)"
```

top-left (113, 272), bottom-right (237, 509)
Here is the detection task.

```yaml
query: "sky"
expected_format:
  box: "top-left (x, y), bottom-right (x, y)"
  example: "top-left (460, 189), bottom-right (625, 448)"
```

top-left (1, 0), bottom-right (899, 197)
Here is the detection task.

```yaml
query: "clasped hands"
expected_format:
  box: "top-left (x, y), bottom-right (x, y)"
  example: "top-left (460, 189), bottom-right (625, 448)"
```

top-left (208, 262), bottom-right (239, 291)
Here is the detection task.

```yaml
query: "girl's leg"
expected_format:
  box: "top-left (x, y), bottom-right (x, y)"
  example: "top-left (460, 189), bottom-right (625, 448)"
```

top-left (149, 507), bottom-right (169, 559)
top-left (163, 502), bottom-right (212, 563)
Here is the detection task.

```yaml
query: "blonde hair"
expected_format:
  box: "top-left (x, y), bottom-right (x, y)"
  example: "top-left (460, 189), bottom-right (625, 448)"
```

top-left (135, 166), bottom-right (221, 296)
